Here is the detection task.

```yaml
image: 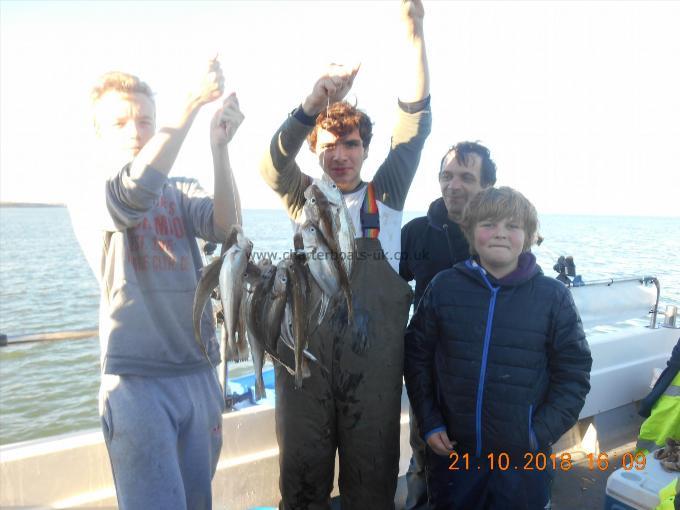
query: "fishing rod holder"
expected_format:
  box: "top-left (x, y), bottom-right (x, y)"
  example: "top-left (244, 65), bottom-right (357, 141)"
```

top-left (554, 255), bottom-right (579, 286)
top-left (663, 304), bottom-right (678, 329)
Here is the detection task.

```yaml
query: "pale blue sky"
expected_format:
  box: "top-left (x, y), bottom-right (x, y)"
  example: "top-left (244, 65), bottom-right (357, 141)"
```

top-left (1, 1), bottom-right (679, 216)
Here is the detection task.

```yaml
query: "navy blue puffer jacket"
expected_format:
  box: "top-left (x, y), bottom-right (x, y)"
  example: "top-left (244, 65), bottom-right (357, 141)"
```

top-left (404, 254), bottom-right (592, 458)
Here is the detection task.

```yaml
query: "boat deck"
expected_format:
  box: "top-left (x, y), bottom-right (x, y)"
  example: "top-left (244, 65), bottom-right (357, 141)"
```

top-left (551, 456), bottom-right (623, 510)
top-left (384, 445), bottom-right (631, 510)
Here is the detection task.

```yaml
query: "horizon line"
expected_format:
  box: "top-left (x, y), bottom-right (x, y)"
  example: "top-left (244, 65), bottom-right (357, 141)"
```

top-left (1, 202), bottom-right (678, 220)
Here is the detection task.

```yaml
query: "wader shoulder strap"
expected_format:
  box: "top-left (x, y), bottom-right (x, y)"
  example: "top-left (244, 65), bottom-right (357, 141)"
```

top-left (360, 181), bottom-right (380, 239)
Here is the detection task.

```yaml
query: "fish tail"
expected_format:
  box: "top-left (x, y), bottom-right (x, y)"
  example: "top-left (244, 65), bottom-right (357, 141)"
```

top-left (294, 343), bottom-right (304, 388)
top-left (254, 373), bottom-right (266, 400)
top-left (192, 256), bottom-right (223, 358)
top-left (345, 289), bottom-right (353, 325)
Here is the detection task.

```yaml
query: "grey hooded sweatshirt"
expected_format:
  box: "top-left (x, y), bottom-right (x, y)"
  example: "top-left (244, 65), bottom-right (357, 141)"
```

top-left (69, 163), bottom-right (223, 376)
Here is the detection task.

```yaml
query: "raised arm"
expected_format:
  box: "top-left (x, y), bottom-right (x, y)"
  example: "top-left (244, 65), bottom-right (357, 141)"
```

top-left (260, 65), bottom-right (359, 220)
top-left (129, 58), bottom-right (224, 180)
top-left (210, 92), bottom-right (244, 237)
top-left (107, 59), bottom-right (224, 230)
top-left (371, 1), bottom-right (431, 210)
top-left (399, 0), bottom-right (429, 103)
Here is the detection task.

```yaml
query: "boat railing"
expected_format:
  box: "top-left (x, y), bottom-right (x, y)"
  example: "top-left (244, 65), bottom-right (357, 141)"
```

top-left (0, 328), bottom-right (98, 347)
top-left (566, 275), bottom-right (661, 328)
top-left (2, 275), bottom-right (677, 348)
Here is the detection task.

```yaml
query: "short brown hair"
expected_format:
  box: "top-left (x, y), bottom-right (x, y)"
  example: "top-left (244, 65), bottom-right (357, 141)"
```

top-left (461, 187), bottom-right (539, 254)
top-left (307, 101), bottom-right (373, 152)
top-left (91, 71), bottom-right (154, 105)
top-left (440, 142), bottom-right (497, 187)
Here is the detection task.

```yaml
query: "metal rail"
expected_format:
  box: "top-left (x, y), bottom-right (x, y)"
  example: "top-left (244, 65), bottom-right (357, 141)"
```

top-left (568, 275), bottom-right (657, 287)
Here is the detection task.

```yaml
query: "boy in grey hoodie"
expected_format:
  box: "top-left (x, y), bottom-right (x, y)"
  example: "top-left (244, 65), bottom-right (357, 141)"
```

top-left (69, 60), bottom-right (243, 510)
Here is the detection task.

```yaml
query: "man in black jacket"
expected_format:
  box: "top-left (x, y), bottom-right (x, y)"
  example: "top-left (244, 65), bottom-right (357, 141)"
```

top-left (399, 142), bottom-right (496, 509)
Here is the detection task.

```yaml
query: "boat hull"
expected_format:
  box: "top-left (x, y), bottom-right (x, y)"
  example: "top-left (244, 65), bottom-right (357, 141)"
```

top-left (1, 321), bottom-right (677, 508)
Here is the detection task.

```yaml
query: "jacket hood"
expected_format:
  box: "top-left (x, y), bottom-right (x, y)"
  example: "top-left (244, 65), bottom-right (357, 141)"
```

top-left (426, 197), bottom-right (457, 232)
top-left (457, 252), bottom-right (542, 288)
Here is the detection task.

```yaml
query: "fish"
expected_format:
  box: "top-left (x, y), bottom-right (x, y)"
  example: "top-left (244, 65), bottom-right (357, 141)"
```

top-left (193, 226), bottom-right (250, 357)
top-left (193, 255), bottom-right (225, 360)
top-left (301, 180), bottom-right (354, 322)
top-left (312, 175), bottom-right (356, 278)
top-left (279, 300), bottom-right (311, 380)
top-left (219, 322), bottom-right (230, 396)
top-left (303, 184), bottom-right (337, 255)
top-left (263, 260), bottom-right (290, 354)
top-left (219, 227), bottom-right (253, 364)
top-left (300, 220), bottom-right (340, 323)
top-left (192, 226), bottom-right (253, 398)
top-left (244, 257), bottom-right (320, 387)
top-left (243, 258), bottom-right (275, 400)
top-left (290, 233), bottom-right (311, 388)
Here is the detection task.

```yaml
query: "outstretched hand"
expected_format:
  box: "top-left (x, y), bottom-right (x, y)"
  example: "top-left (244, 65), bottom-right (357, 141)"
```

top-left (301, 63), bottom-right (361, 116)
top-left (211, 92), bottom-right (244, 148)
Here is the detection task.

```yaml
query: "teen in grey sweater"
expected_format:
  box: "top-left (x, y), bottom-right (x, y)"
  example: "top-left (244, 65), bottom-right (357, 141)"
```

top-left (69, 62), bottom-right (243, 510)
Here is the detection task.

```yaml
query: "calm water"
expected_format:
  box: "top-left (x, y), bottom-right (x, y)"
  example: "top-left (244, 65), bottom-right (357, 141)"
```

top-left (0, 207), bottom-right (678, 445)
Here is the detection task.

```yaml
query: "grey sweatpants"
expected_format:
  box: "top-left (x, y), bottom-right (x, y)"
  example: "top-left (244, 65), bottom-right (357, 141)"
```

top-left (99, 369), bottom-right (224, 510)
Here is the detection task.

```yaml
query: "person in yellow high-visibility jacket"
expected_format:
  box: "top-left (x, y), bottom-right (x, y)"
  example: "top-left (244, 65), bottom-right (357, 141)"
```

top-left (654, 477), bottom-right (677, 510)
top-left (636, 338), bottom-right (680, 455)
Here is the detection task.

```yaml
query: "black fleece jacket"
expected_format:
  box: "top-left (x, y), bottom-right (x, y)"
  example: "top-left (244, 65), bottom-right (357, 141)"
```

top-left (400, 197), bottom-right (470, 307)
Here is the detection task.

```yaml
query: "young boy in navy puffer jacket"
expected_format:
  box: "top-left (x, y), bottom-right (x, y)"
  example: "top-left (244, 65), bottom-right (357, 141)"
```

top-left (404, 186), bottom-right (592, 510)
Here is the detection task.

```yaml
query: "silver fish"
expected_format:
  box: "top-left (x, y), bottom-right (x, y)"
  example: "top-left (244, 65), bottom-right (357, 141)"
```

top-left (219, 227), bottom-right (253, 369)
top-left (299, 221), bottom-right (337, 324)
top-left (243, 258), bottom-right (275, 400)
top-left (303, 181), bottom-right (354, 322)
top-left (193, 255), bottom-right (224, 359)
top-left (290, 233), bottom-right (311, 389)
top-left (300, 221), bottom-right (340, 298)
top-left (303, 184), bottom-right (337, 254)
top-left (279, 299), bottom-right (323, 380)
top-left (303, 184), bottom-right (353, 320)
top-left (313, 175), bottom-right (355, 277)
top-left (245, 258), bottom-right (313, 382)
top-left (263, 260), bottom-right (290, 354)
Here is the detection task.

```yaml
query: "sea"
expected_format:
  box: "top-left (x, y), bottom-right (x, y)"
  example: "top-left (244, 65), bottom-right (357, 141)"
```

top-left (0, 207), bottom-right (678, 446)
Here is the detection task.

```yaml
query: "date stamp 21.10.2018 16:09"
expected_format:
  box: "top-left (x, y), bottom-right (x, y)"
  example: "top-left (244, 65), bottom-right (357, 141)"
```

top-left (447, 451), bottom-right (648, 472)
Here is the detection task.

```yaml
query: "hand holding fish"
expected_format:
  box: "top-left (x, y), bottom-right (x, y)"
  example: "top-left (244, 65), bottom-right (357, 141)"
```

top-left (211, 92), bottom-right (244, 148)
top-left (301, 63), bottom-right (360, 116)
top-left (188, 56), bottom-right (225, 109)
